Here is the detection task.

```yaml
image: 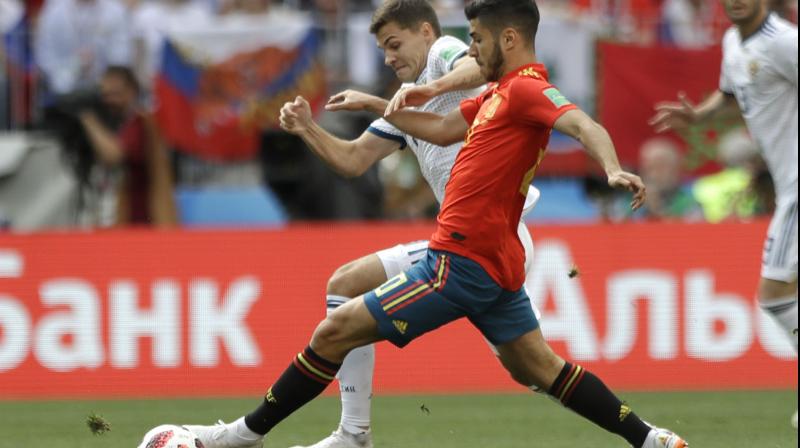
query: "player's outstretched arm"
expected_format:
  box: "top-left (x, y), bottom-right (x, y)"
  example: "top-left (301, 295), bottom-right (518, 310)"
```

top-left (385, 56), bottom-right (483, 115)
top-left (280, 96), bottom-right (399, 177)
top-left (325, 89), bottom-right (389, 115)
top-left (648, 90), bottom-right (736, 133)
top-left (383, 106), bottom-right (468, 147)
top-left (554, 109), bottom-right (646, 210)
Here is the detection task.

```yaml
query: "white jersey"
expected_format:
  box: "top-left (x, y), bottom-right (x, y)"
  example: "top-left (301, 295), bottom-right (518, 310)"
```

top-left (720, 13), bottom-right (798, 200)
top-left (368, 35), bottom-right (540, 213)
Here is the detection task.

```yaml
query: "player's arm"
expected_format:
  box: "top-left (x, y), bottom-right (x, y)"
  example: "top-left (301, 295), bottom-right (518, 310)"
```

top-left (280, 96), bottom-right (399, 178)
top-left (649, 90), bottom-right (738, 133)
top-left (554, 109), bottom-right (646, 210)
top-left (385, 56), bottom-right (483, 115)
top-left (383, 106), bottom-right (468, 147)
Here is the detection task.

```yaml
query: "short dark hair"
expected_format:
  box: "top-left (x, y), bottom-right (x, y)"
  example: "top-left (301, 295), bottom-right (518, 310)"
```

top-left (104, 65), bottom-right (141, 95)
top-left (370, 0), bottom-right (442, 37)
top-left (465, 0), bottom-right (540, 46)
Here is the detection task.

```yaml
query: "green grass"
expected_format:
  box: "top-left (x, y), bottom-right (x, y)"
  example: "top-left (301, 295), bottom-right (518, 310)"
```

top-left (0, 391), bottom-right (796, 447)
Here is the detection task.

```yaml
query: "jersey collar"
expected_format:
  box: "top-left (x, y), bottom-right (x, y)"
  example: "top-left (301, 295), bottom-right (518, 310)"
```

top-left (496, 63), bottom-right (549, 87)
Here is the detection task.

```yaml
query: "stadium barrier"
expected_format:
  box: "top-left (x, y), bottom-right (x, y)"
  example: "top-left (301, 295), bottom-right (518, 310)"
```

top-left (0, 221), bottom-right (795, 399)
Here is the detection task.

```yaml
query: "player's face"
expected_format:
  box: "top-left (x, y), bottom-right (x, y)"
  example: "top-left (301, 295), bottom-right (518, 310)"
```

top-left (468, 19), bottom-right (504, 82)
top-left (376, 21), bottom-right (430, 83)
top-left (721, 0), bottom-right (766, 24)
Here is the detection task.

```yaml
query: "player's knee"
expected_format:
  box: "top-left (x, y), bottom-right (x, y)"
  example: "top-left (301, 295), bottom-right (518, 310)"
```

top-left (326, 262), bottom-right (360, 297)
top-left (757, 277), bottom-right (797, 301)
top-left (506, 365), bottom-right (540, 389)
top-left (311, 312), bottom-right (351, 349)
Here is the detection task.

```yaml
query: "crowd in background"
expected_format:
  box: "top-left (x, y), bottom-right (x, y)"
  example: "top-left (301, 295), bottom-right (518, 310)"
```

top-left (0, 0), bottom-right (797, 229)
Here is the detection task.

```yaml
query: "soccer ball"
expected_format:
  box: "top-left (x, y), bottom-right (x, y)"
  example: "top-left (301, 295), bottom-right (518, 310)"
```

top-left (137, 424), bottom-right (204, 448)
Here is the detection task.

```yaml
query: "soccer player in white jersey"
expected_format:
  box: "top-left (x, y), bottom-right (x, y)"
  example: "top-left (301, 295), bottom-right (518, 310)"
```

top-left (650, 0), bottom-right (798, 428)
top-left (276, 2), bottom-right (540, 447)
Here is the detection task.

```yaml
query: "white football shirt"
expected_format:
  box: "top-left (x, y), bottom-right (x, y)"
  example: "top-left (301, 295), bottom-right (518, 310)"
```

top-left (368, 35), bottom-right (540, 212)
top-left (720, 13), bottom-right (798, 200)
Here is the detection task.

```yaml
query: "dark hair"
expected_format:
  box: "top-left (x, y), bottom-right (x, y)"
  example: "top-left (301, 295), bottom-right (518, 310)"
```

top-left (104, 65), bottom-right (141, 95)
top-left (465, 0), bottom-right (540, 46)
top-left (370, 0), bottom-right (442, 37)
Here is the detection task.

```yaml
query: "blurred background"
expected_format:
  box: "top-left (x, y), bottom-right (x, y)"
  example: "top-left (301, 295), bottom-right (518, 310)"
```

top-left (0, 1), bottom-right (797, 446)
top-left (1, 0), bottom-right (795, 230)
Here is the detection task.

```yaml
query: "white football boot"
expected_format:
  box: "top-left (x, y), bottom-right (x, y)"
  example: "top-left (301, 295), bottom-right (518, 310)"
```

top-left (184, 417), bottom-right (264, 448)
top-left (289, 426), bottom-right (373, 448)
top-left (791, 410), bottom-right (797, 429)
top-left (642, 427), bottom-right (689, 448)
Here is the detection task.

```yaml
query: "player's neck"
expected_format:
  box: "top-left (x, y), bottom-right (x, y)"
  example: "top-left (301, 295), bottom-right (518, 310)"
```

top-left (737, 10), bottom-right (770, 40)
top-left (500, 53), bottom-right (539, 79)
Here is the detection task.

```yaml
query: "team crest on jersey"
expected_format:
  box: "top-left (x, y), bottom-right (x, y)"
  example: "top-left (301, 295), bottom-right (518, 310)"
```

top-left (749, 60), bottom-right (760, 79)
top-left (518, 67), bottom-right (542, 79)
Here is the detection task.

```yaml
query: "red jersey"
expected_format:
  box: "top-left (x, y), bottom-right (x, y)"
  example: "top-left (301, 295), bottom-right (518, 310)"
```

top-left (429, 63), bottom-right (576, 290)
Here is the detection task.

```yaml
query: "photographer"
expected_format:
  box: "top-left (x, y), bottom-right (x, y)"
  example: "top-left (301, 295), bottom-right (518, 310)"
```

top-left (76, 66), bottom-right (178, 227)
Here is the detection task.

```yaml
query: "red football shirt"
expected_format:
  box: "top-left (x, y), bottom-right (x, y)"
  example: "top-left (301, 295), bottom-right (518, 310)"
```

top-left (429, 63), bottom-right (577, 290)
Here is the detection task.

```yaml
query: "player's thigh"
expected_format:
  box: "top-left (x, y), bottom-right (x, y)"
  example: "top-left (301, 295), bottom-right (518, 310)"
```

top-left (759, 197), bottom-right (798, 298)
top-left (495, 328), bottom-right (564, 389)
top-left (362, 250), bottom-right (475, 348)
top-left (327, 240), bottom-right (429, 298)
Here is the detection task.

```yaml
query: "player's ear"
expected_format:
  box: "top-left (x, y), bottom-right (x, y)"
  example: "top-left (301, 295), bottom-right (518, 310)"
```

top-left (501, 28), bottom-right (517, 50)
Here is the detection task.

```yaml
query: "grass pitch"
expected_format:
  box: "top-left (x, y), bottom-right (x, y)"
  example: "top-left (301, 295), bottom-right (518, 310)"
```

top-left (0, 390), bottom-right (795, 448)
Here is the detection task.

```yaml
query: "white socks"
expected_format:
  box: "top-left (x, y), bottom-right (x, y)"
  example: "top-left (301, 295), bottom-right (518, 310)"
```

top-left (759, 295), bottom-right (798, 351)
top-left (327, 295), bottom-right (375, 434)
top-left (233, 417), bottom-right (262, 441)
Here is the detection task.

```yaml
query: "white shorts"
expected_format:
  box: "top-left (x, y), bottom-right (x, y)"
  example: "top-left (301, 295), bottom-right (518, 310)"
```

top-left (375, 221), bottom-right (541, 321)
top-left (761, 196), bottom-right (798, 283)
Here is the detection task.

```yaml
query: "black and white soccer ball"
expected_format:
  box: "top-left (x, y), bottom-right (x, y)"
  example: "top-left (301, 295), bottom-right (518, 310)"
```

top-left (137, 424), bottom-right (204, 448)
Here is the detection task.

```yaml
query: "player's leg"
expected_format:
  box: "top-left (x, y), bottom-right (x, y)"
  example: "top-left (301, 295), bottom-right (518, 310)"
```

top-left (305, 241), bottom-right (427, 447)
top-left (323, 254), bottom-right (384, 444)
top-left (484, 222), bottom-right (543, 392)
top-left (757, 198), bottom-right (798, 428)
top-left (186, 297), bottom-right (383, 448)
top-left (758, 199), bottom-right (798, 351)
top-left (477, 289), bottom-right (687, 448)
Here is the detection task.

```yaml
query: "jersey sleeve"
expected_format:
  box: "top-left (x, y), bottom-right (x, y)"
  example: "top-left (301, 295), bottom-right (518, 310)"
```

top-left (719, 30), bottom-right (735, 94)
top-left (427, 36), bottom-right (469, 81)
top-left (367, 118), bottom-right (407, 149)
top-left (460, 96), bottom-right (481, 125)
top-left (772, 28), bottom-right (798, 87)
top-left (509, 78), bottom-right (577, 128)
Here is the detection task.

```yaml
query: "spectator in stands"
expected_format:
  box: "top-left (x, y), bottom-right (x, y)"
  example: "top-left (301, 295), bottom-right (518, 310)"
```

top-left (131, 0), bottom-right (213, 92)
top-left (660, 0), bottom-right (718, 48)
top-left (78, 66), bottom-right (178, 227)
top-left (635, 138), bottom-right (703, 220)
top-left (34, 0), bottom-right (131, 96)
top-left (692, 128), bottom-right (768, 223)
top-left (770, 0), bottom-right (798, 21)
top-left (0, 0), bottom-right (22, 33)
top-left (0, 0), bottom-right (23, 129)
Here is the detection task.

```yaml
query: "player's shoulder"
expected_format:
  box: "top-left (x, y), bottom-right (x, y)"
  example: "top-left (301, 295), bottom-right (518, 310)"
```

top-left (429, 35), bottom-right (468, 59)
top-left (763, 15), bottom-right (798, 51)
top-left (506, 68), bottom-right (552, 94)
top-left (721, 26), bottom-right (739, 49)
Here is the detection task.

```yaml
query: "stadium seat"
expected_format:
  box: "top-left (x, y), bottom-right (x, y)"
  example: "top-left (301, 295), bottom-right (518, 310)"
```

top-left (525, 178), bottom-right (600, 223)
top-left (175, 186), bottom-right (288, 228)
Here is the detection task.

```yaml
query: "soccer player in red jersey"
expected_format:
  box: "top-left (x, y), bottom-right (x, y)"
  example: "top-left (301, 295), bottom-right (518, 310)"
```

top-left (186, 1), bottom-right (688, 447)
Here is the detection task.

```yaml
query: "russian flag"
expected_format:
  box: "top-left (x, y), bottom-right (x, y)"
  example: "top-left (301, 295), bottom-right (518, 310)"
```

top-left (155, 20), bottom-right (327, 161)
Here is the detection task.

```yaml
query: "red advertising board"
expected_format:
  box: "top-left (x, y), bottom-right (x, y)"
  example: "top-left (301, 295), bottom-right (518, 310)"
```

top-left (0, 221), bottom-right (795, 399)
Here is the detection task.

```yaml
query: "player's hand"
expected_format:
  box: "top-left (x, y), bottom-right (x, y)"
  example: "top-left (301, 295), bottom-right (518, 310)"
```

top-left (279, 96), bottom-right (312, 135)
top-left (325, 89), bottom-right (382, 113)
top-left (608, 171), bottom-right (646, 211)
top-left (385, 85), bottom-right (437, 116)
top-left (649, 92), bottom-right (699, 133)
